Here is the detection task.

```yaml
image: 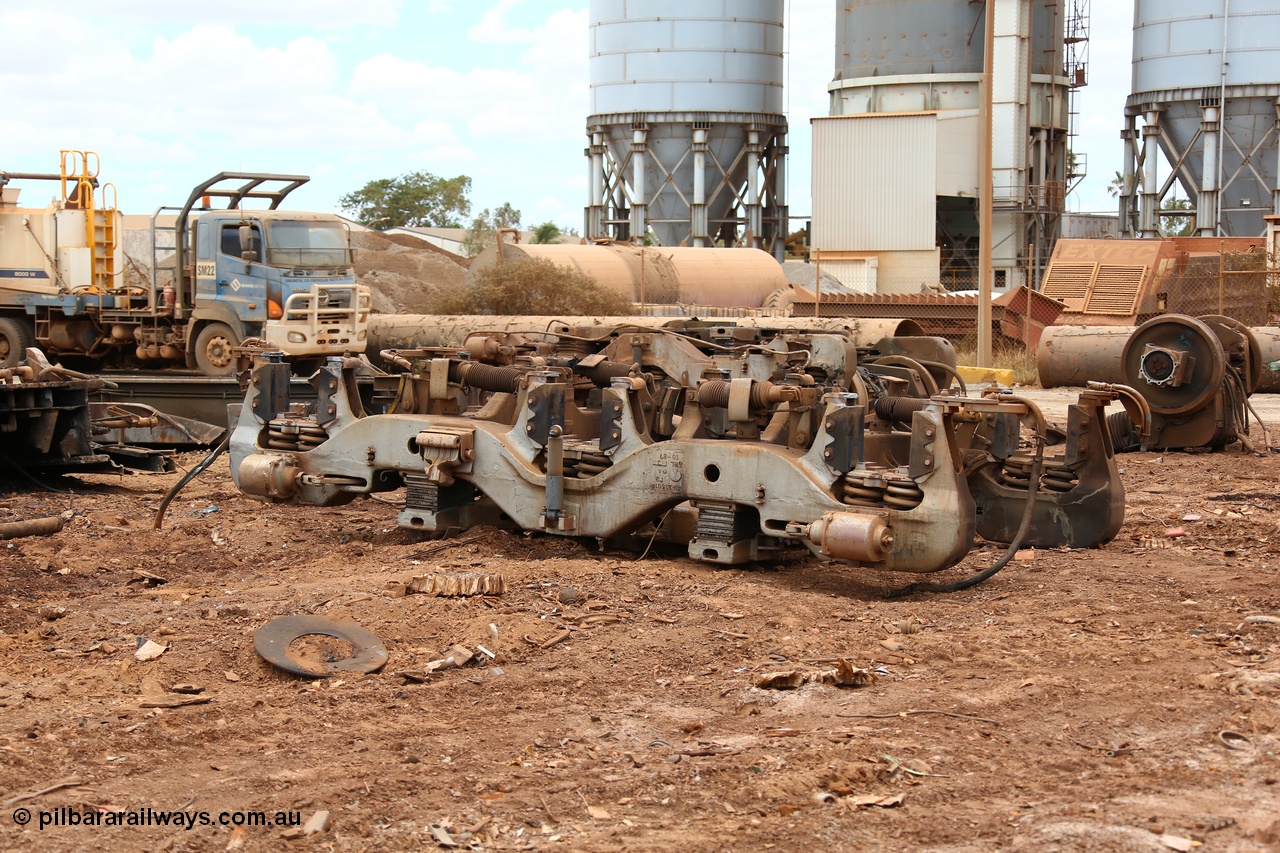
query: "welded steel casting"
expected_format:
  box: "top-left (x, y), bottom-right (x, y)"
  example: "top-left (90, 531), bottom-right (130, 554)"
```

top-left (229, 321), bottom-right (1140, 578)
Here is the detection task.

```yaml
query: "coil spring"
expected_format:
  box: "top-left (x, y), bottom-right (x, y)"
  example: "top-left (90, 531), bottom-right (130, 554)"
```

top-left (999, 457), bottom-right (1078, 493)
top-left (839, 472), bottom-right (923, 510)
top-left (884, 480), bottom-right (925, 508)
top-left (568, 449), bottom-right (613, 479)
top-left (266, 416), bottom-right (328, 451)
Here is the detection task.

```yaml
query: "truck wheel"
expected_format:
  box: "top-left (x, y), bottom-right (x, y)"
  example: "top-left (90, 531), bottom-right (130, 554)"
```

top-left (194, 323), bottom-right (239, 376)
top-left (0, 318), bottom-right (35, 370)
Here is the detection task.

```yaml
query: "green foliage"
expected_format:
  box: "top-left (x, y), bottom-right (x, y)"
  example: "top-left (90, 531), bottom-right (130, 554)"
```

top-left (424, 257), bottom-right (635, 316)
top-left (461, 202), bottom-right (522, 257)
top-left (338, 171), bottom-right (471, 230)
top-left (1160, 194), bottom-right (1194, 238)
top-left (531, 221), bottom-right (562, 244)
top-left (1106, 170), bottom-right (1128, 198)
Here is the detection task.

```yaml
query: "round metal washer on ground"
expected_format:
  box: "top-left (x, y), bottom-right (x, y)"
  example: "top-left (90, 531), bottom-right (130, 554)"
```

top-left (254, 615), bottom-right (388, 678)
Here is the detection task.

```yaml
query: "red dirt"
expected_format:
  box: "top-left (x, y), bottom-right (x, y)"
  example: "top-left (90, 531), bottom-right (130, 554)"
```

top-left (0, 446), bottom-right (1278, 850)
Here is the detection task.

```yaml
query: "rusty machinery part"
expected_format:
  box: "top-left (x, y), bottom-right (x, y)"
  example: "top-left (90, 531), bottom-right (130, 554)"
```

top-left (1036, 326), bottom-right (1132, 389)
top-left (1123, 315), bottom-right (1226, 415)
top-left (1038, 319), bottom-right (1265, 395)
top-left (1111, 315), bottom-right (1250, 451)
top-left (965, 384), bottom-right (1149, 551)
top-left (1198, 315), bottom-right (1263, 394)
top-left (227, 325), bottom-right (1134, 583)
top-left (1040, 316), bottom-right (1262, 452)
top-left (1255, 327), bottom-right (1280, 394)
top-left (365, 315), bottom-right (933, 366)
top-left (891, 434), bottom-right (1045, 597)
top-left (253, 615), bottom-right (388, 678)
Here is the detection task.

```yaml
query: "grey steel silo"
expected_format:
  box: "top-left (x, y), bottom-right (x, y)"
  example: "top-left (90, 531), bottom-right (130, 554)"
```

top-left (1121, 0), bottom-right (1280, 238)
top-left (823, 0), bottom-right (1075, 292)
top-left (585, 0), bottom-right (788, 254)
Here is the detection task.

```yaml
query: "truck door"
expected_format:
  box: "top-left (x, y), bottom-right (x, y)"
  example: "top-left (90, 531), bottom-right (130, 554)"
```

top-left (211, 223), bottom-right (268, 323)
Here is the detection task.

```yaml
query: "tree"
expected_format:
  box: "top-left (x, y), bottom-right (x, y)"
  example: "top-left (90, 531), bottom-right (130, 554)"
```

top-left (1160, 194), bottom-right (1194, 237)
top-left (531, 221), bottom-right (562, 244)
top-left (338, 171), bottom-right (472, 230)
top-left (1106, 170), bottom-right (1129, 198)
top-left (460, 202), bottom-right (522, 257)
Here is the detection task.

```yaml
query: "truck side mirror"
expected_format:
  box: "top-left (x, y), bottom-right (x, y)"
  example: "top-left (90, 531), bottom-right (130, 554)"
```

top-left (239, 224), bottom-right (258, 262)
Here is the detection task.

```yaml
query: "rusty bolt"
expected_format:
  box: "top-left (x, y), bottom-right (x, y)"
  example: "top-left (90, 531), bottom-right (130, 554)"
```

top-left (924, 428), bottom-right (935, 438)
top-left (795, 432), bottom-right (808, 443)
top-left (611, 430), bottom-right (621, 440)
top-left (824, 449), bottom-right (833, 458)
top-left (826, 420), bottom-right (834, 429)
top-left (924, 456), bottom-right (934, 467)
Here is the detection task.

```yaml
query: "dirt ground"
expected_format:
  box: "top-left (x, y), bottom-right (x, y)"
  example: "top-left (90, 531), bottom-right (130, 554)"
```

top-left (351, 230), bottom-right (468, 315)
top-left (1, 390), bottom-right (1279, 852)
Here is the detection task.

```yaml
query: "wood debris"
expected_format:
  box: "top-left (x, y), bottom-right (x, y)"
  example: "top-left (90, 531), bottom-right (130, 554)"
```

top-left (408, 571), bottom-right (506, 597)
top-left (757, 660), bottom-right (874, 690)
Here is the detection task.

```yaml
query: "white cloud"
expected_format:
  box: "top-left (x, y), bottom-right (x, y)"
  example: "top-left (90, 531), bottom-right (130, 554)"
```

top-left (467, 0), bottom-right (526, 44)
top-left (5, 0), bottom-right (402, 28)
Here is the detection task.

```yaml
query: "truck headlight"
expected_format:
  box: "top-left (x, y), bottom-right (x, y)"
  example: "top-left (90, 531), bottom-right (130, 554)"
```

top-left (288, 332), bottom-right (306, 344)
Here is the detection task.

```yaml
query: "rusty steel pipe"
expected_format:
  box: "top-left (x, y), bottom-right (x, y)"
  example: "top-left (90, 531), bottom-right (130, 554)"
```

top-left (1036, 326), bottom-right (1133, 388)
top-left (0, 515), bottom-right (65, 540)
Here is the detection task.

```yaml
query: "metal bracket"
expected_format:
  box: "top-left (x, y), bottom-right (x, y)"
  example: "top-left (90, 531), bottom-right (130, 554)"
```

top-left (415, 427), bottom-right (475, 486)
top-left (311, 367), bottom-right (340, 427)
top-left (525, 384), bottom-right (566, 446)
top-left (989, 412), bottom-right (1020, 460)
top-left (249, 361), bottom-right (291, 424)
top-left (600, 395), bottom-right (624, 452)
top-left (822, 405), bottom-right (865, 474)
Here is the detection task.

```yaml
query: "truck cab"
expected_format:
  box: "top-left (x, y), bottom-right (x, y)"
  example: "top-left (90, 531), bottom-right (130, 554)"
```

top-left (160, 173), bottom-right (371, 375)
top-left (0, 157), bottom-right (371, 375)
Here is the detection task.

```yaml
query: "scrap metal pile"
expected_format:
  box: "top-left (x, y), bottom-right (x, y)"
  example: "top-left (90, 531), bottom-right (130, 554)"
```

top-left (228, 319), bottom-right (1149, 580)
top-left (0, 348), bottom-right (221, 474)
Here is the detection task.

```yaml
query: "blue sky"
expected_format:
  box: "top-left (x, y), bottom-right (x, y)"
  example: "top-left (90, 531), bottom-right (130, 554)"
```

top-left (2, 0), bottom-right (1134, 228)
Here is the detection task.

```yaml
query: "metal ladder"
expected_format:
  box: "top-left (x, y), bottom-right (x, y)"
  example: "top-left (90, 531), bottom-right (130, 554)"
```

top-left (59, 149), bottom-right (119, 292)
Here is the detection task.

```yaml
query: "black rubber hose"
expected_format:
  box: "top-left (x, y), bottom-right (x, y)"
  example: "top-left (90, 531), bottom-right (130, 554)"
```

top-left (887, 436), bottom-right (1045, 597)
top-left (153, 432), bottom-right (231, 530)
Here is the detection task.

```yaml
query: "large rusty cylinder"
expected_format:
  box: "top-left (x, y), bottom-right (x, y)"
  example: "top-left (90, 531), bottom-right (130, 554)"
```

top-left (1036, 326), bottom-right (1133, 388)
top-left (450, 361), bottom-right (523, 394)
top-left (1255, 327), bottom-right (1280, 393)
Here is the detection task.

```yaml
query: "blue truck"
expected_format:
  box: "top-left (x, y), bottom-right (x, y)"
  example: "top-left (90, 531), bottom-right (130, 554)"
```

top-left (0, 151), bottom-right (370, 375)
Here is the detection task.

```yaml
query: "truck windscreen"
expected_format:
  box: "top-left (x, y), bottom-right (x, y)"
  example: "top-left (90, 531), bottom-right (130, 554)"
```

top-left (265, 221), bottom-right (352, 269)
